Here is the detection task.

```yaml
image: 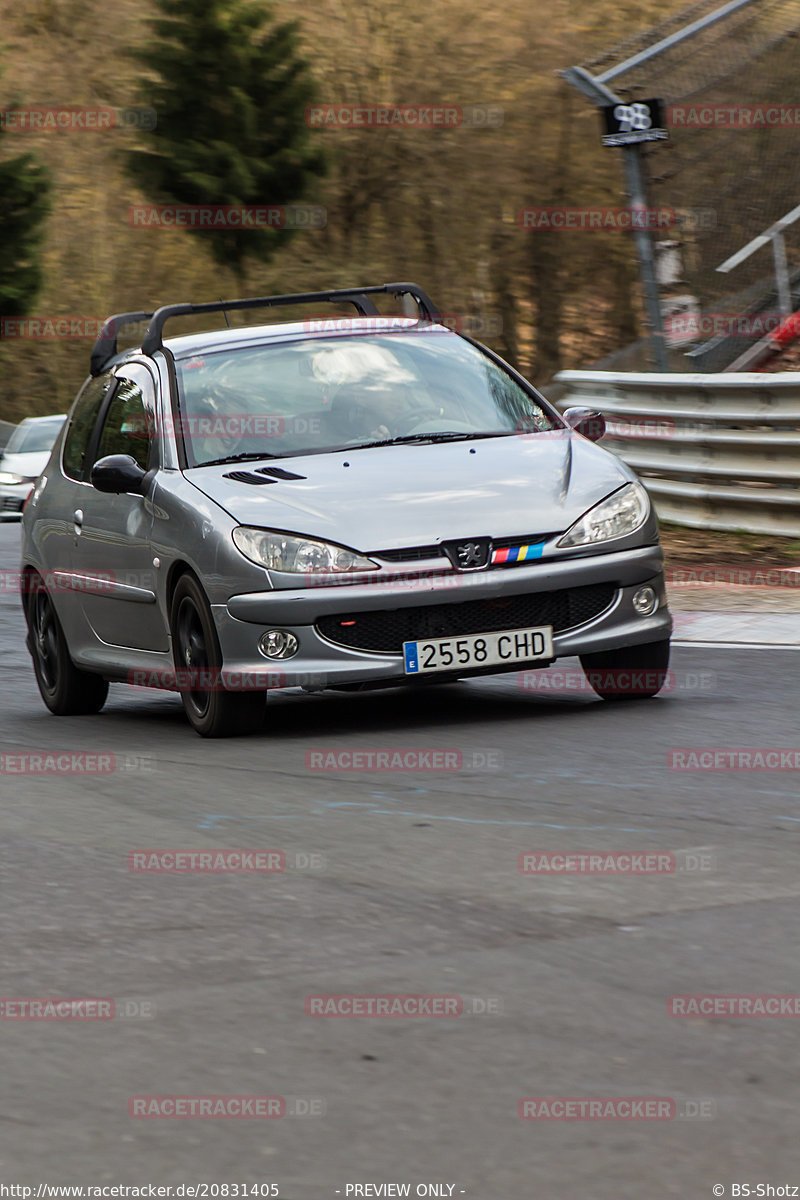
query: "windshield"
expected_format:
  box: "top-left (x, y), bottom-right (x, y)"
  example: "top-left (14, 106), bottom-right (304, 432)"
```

top-left (4, 418), bottom-right (64, 455)
top-left (175, 330), bottom-right (560, 466)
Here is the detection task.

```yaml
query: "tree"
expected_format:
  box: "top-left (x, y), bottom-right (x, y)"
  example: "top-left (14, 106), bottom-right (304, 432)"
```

top-left (0, 91), bottom-right (51, 323)
top-left (125, 0), bottom-right (326, 290)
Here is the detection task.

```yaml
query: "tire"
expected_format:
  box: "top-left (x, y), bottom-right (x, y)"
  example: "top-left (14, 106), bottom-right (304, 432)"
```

top-left (25, 573), bottom-right (109, 716)
top-left (579, 638), bottom-right (670, 701)
top-left (170, 573), bottom-right (265, 738)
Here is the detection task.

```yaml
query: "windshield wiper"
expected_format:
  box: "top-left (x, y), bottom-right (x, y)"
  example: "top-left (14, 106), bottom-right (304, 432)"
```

top-left (194, 452), bottom-right (282, 467)
top-left (344, 431), bottom-right (518, 450)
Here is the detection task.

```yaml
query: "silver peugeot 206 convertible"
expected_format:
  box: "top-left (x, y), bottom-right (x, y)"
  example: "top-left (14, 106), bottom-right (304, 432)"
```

top-left (20, 283), bottom-right (671, 736)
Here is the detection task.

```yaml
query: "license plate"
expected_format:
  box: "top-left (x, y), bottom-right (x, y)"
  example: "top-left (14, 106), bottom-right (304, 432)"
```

top-left (403, 626), bottom-right (553, 675)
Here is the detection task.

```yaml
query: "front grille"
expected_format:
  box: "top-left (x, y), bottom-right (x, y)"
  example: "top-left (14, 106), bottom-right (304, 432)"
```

top-left (316, 583), bottom-right (617, 654)
top-left (374, 545), bottom-right (446, 562)
top-left (1, 496), bottom-right (24, 512)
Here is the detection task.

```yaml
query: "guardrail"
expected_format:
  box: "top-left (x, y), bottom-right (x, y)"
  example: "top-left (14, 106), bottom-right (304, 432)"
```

top-left (553, 370), bottom-right (800, 537)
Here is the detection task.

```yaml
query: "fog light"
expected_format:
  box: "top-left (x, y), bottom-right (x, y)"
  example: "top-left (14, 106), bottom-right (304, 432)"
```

top-left (259, 630), bottom-right (299, 659)
top-left (632, 585), bottom-right (658, 616)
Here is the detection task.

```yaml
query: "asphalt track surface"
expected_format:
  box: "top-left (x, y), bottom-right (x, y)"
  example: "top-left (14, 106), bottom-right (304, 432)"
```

top-left (2, 520), bottom-right (800, 1197)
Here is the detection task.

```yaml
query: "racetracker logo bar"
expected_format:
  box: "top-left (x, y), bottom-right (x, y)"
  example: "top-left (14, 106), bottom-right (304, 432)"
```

top-left (127, 849), bottom-right (285, 872)
top-left (518, 669), bottom-right (716, 695)
top-left (668, 104), bottom-right (800, 127)
top-left (128, 1095), bottom-right (286, 1118)
top-left (665, 568), bottom-right (800, 588)
top-left (126, 669), bottom-right (287, 692)
top-left (665, 312), bottom-right (797, 339)
top-left (518, 206), bottom-right (677, 231)
top-left (1, 317), bottom-right (117, 340)
top-left (305, 104), bottom-right (464, 128)
top-left (0, 753), bottom-right (115, 774)
top-left (0, 106), bottom-right (156, 130)
top-left (518, 1097), bottom-right (714, 1120)
top-left (668, 748), bottom-right (800, 771)
top-left (304, 749), bottom-right (503, 771)
top-left (128, 205), bottom-right (326, 229)
top-left (300, 313), bottom-right (503, 336)
top-left (1, 997), bottom-right (115, 1019)
top-left (518, 852), bottom-right (676, 874)
top-left (669, 995), bottom-right (800, 1017)
top-left (305, 995), bottom-right (463, 1017)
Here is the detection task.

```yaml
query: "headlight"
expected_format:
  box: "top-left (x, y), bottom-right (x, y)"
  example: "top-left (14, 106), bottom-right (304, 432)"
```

top-left (0, 472), bottom-right (26, 485)
top-left (232, 527), bottom-right (379, 574)
top-left (557, 482), bottom-right (649, 548)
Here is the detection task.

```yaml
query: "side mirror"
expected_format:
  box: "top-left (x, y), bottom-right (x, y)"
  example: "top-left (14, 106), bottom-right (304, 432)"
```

top-left (90, 454), bottom-right (148, 494)
top-left (562, 407), bottom-right (606, 443)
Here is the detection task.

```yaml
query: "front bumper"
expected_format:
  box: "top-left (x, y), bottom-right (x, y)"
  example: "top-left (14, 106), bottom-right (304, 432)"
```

top-left (210, 543), bottom-right (672, 689)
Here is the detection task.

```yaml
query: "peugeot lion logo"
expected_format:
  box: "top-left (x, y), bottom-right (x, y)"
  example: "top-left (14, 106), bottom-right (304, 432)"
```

top-left (457, 541), bottom-right (484, 568)
top-left (445, 538), bottom-right (490, 571)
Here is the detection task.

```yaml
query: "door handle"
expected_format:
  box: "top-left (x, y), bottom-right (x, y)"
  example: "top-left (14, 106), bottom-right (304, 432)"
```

top-left (73, 508), bottom-right (83, 535)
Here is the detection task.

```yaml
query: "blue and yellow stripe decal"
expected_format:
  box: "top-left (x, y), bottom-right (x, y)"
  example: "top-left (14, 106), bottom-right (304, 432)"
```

top-left (491, 542), bottom-right (545, 565)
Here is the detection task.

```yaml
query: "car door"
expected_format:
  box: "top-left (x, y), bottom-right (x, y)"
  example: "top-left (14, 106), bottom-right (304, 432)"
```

top-left (37, 371), bottom-right (117, 648)
top-left (73, 362), bottom-right (169, 652)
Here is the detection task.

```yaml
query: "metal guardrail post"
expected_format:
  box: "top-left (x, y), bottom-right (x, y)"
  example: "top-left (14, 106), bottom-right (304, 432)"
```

top-left (561, 67), bottom-right (669, 373)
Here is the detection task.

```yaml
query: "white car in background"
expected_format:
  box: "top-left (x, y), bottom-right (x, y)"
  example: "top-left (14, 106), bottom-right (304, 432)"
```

top-left (0, 414), bottom-right (67, 519)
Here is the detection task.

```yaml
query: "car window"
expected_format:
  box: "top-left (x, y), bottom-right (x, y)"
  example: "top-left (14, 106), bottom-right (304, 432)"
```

top-left (4, 419), bottom-right (64, 455)
top-left (176, 330), bottom-right (559, 465)
top-left (62, 373), bottom-right (115, 481)
top-left (94, 378), bottom-right (151, 470)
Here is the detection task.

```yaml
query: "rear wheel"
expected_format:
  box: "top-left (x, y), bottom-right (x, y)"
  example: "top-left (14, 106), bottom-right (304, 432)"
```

top-left (170, 573), bottom-right (265, 738)
top-left (25, 573), bottom-right (108, 715)
top-left (579, 638), bottom-right (670, 701)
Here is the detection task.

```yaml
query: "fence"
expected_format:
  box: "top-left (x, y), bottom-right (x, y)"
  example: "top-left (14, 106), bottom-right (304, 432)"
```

top-left (554, 369), bottom-right (800, 536)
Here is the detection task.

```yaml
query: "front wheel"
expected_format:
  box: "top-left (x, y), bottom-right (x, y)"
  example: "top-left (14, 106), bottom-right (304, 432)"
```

top-left (579, 639), bottom-right (670, 701)
top-left (170, 573), bottom-right (265, 738)
top-left (24, 573), bottom-right (109, 715)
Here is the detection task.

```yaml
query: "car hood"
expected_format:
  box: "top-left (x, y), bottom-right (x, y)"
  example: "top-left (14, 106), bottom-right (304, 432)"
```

top-left (0, 450), bottom-right (51, 479)
top-left (183, 431), bottom-right (636, 550)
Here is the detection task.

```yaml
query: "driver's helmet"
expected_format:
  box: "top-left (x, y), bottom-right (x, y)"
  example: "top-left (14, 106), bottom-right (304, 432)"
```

top-left (180, 384), bottom-right (239, 461)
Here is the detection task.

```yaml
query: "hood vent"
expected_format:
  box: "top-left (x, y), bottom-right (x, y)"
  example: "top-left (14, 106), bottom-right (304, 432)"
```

top-left (223, 471), bottom-right (277, 485)
top-left (257, 466), bottom-right (307, 480)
